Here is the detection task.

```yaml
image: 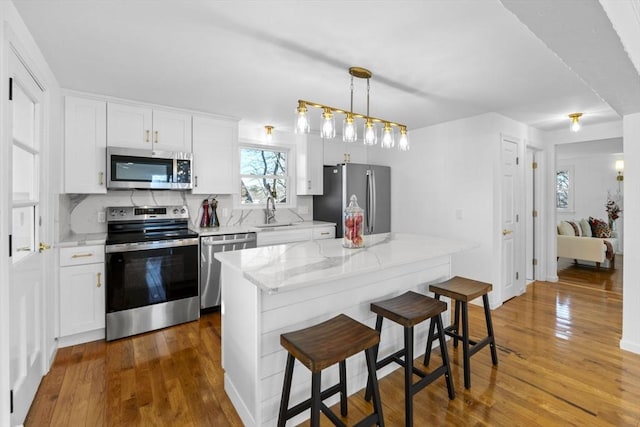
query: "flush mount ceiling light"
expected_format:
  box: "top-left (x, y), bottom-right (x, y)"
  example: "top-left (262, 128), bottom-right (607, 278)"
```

top-left (264, 125), bottom-right (274, 143)
top-left (568, 113), bottom-right (583, 132)
top-left (294, 67), bottom-right (409, 151)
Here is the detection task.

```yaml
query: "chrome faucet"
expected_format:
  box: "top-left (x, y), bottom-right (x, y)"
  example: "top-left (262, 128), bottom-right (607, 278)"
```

top-left (265, 194), bottom-right (276, 224)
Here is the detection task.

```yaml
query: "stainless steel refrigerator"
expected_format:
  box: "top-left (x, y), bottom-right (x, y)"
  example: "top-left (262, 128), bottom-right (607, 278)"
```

top-left (313, 163), bottom-right (391, 238)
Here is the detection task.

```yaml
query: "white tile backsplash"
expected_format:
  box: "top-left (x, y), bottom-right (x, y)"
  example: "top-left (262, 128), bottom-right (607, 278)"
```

top-left (61, 191), bottom-right (313, 235)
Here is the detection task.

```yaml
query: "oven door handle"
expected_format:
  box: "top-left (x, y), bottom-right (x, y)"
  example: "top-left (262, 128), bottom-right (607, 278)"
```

top-left (202, 237), bottom-right (256, 246)
top-left (105, 237), bottom-right (199, 253)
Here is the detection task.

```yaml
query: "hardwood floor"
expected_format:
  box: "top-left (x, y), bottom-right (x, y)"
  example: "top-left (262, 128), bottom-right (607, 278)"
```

top-left (26, 269), bottom-right (640, 426)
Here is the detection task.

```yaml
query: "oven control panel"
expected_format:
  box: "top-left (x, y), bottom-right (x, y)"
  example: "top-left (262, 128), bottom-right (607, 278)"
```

top-left (106, 205), bottom-right (189, 222)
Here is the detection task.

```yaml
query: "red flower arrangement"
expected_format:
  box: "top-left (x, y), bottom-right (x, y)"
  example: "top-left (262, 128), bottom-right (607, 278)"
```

top-left (606, 198), bottom-right (621, 222)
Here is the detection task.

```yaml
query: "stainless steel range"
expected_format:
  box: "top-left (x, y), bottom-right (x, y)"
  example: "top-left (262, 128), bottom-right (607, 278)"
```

top-left (105, 205), bottom-right (199, 341)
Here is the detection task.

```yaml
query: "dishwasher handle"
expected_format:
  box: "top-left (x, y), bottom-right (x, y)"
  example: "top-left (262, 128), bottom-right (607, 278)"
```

top-left (202, 237), bottom-right (256, 246)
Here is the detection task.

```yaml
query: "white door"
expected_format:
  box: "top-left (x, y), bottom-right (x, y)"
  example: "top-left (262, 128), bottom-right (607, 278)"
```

top-left (501, 137), bottom-right (519, 302)
top-left (9, 49), bottom-right (48, 425)
top-left (525, 148), bottom-right (535, 281)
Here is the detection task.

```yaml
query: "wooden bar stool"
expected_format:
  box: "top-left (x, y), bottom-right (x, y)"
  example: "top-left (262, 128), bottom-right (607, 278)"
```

top-left (365, 291), bottom-right (455, 427)
top-left (424, 276), bottom-right (498, 389)
top-left (277, 314), bottom-right (385, 427)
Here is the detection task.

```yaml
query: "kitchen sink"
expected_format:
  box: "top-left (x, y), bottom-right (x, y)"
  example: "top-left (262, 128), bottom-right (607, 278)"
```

top-left (253, 223), bottom-right (294, 229)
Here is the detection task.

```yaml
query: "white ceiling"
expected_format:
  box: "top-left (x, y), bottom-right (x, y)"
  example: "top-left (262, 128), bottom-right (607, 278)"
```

top-left (12, 0), bottom-right (639, 134)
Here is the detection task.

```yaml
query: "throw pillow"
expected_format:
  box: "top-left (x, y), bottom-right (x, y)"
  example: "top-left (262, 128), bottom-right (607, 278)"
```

top-left (557, 221), bottom-right (575, 236)
top-left (589, 217), bottom-right (612, 238)
top-left (579, 218), bottom-right (592, 237)
top-left (567, 221), bottom-right (581, 236)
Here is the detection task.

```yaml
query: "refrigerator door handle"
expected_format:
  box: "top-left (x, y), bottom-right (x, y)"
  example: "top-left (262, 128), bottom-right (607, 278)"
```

top-left (366, 169), bottom-right (375, 234)
top-left (371, 169), bottom-right (376, 233)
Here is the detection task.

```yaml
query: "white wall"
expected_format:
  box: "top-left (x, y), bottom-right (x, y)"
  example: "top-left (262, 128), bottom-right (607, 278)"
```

top-left (621, 112), bottom-right (640, 354)
top-left (368, 112), bottom-right (545, 307)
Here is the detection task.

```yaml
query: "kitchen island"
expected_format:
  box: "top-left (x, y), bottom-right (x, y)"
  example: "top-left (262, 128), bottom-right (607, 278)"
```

top-left (215, 233), bottom-right (475, 427)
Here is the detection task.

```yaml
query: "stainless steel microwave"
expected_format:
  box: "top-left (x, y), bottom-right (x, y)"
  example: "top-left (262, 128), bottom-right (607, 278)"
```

top-left (106, 147), bottom-right (193, 190)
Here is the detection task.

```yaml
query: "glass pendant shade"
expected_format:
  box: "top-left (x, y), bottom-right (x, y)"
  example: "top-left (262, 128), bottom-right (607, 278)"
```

top-left (398, 127), bottom-right (409, 151)
top-left (381, 123), bottom-right (394, 148)
top-left (570, 119), bottom-right (580, 132)
top-left (321, 108), bottom-right (336, 139)
top-left (343, 114), bottom-right (357, 142)
top-left (294, 102), bottom-right (310, 134)
top-left (363, 119), bottom-right (377, 145)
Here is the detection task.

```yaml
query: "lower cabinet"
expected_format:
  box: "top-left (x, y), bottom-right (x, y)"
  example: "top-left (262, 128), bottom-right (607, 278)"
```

top-left (59, 245), bottom-right (105, 341)
top-left (256, 225), bottom-right (335, 247)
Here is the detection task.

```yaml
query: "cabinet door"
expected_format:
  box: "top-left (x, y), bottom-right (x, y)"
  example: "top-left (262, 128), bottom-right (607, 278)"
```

top-left (152, 109), bottom-right (192, 152)
top-left (59, 263), bottom-right (105, 336)
top-left (107, 102), bottom-right (153, 149)
top-left (64, 96), bottom-right (107, 193)
top-left (192, 116), bottom-right (237, 194)
top-left (296, 134), bottom-right (324, 195)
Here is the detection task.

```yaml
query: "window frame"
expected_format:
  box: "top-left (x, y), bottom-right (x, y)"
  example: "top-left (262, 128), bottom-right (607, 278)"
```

top-left (556, 165), bottom-right (574, 213)
top-left (235, 142), bottom-right (296, 209)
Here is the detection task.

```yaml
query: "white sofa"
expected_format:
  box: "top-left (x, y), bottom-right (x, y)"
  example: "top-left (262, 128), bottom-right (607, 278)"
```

top-left (557, 234), bottom-right (617, 268)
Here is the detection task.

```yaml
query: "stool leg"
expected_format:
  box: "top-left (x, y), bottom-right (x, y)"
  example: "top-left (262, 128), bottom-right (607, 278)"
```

top-left (461, 301), bottom-right (471, 389)
top-left (277, 354), bottom-right (295, 427)
top-left (483, 294), bottom-right (499, 366)
top-left (339, 360), bottom-right (348, 416)
top-left (311, 371), bottom-right (321, 427)
top-left (365, 315), bottom-right (384, 402)
top-left (404, 326), bottom-right (414, 427)
top-left (364, 346), bottom-right (385, 427)
top-left (453, 300), bottom-right (461, 348)
top-left (435, 314), bottom-right (455, 400)
top-left (423, 317), bottom-right (437, 366)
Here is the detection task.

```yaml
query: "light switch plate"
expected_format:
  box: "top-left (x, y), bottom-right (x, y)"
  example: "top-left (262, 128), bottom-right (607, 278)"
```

top-left (97, 211), bottom-right (106, 223)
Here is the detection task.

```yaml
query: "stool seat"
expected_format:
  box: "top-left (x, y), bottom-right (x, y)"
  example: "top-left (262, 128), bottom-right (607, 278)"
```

top-left (281, 314), bottom-right (380, 373)
top-left (370, 291), bottom-right (447, 328)
top-left (428, 276), bottom-right (492, 302)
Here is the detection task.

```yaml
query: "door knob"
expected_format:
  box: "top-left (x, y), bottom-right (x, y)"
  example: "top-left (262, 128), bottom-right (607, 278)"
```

top-left (38, 242), bottom-right (51, 252)
top-left (502, 229), bottom-right (512, 236)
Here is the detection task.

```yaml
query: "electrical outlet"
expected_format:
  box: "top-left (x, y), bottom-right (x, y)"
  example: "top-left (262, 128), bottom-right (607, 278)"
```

top-left (97, 211), bottom-right (106, 223)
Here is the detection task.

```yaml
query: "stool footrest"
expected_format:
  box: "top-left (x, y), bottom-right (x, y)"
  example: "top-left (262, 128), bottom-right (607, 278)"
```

top-left (284, 382), bottom-right (343, 420)
top-left (468, 336), bottom-right (492, 357)
top-left (412, 365), bottom-right (449, 396)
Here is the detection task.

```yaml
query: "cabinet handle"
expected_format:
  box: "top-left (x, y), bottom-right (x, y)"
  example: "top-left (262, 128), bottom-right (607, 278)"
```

top-left (71, 253), bottom-right (94, 259)
top-left (320, 232), bottom-right (330, 236)
top-left (97, 272), bottom-right (102, 288)
top-left (146, 130), bottom-right (150, 143)
top-left (195, 176), bottom-right (198, 187)
top-left (99, 171), bottom-right (104, 185)
top-left (154, 130), bottom-right (159, 143)
top-left (502, 229), bottom-right (512, 236)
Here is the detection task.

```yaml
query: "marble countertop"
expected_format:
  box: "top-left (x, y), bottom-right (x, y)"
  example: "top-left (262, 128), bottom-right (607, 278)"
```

top-left (56, 221), bottom-right (337, 245)
top-left (215, 232), bottom-right (476, 293)
top-left (57, 232), bottom-right (108, 248)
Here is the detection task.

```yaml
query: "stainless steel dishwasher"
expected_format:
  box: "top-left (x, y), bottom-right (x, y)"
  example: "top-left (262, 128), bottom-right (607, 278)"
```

top-left (200, 232), bottom-right (257, 310)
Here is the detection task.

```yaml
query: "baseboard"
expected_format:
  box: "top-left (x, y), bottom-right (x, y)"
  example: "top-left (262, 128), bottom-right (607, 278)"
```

top-left (546, 274), bottom-right (559, 282)
top-left (58, 328), bottom-right (105, 348)
top-left (620, 337), bottom-right (640, 355)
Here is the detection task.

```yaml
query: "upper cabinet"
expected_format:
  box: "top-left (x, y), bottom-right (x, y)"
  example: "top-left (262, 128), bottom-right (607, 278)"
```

top-left (107, 102), bottom-right (192, 152)
top-left (296, 134), bottom-right (324, 195)
top-left (192, 116), bottom-right (238, 195)
top-left (64, 96), bottom-right (107, 194)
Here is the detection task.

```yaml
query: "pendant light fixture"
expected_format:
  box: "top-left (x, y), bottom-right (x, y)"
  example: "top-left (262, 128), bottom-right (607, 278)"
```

top-left (569, 113), bottom-right (582, 132)
top-left (264, 125), bottom-right (274, 143)
top-left (294, 66), bottom-right (408, 150)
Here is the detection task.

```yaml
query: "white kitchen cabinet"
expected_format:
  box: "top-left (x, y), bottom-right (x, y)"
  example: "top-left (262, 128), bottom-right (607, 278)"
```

top-left (296, 134), bottom-right (324, 195)
top-left (59, 245), bottom-right (105, 339)
top-left (192, 115), bottom-right (238, 194)
top-left (64, 96), bottom-right (107, 193)
top-left (256, 224), bottom-right (335, 247)
top-left (107, 102), bottom-right (192, 152)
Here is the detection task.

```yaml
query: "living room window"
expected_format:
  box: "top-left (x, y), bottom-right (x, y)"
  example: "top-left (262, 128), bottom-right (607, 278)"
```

top-left (239, 145), bottom-right (289, 207)
top-left (556, 165), bottom-right (574, 212)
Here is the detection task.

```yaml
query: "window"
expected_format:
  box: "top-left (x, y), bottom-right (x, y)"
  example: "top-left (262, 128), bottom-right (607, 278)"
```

top-left (239, 146), bottom-right (289, 206)
top-left (556, 166), bottom-right (574, 211)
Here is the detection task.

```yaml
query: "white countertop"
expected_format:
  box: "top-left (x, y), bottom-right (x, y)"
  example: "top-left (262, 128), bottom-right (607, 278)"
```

top-left (215, 232), bottom-right (476, 293)
top-left (56, 221), bottom-right (336, 245)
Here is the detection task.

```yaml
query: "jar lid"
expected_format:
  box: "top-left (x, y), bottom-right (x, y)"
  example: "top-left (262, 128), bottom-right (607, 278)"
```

top-left (345, 194), bottom-right (363, 214)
